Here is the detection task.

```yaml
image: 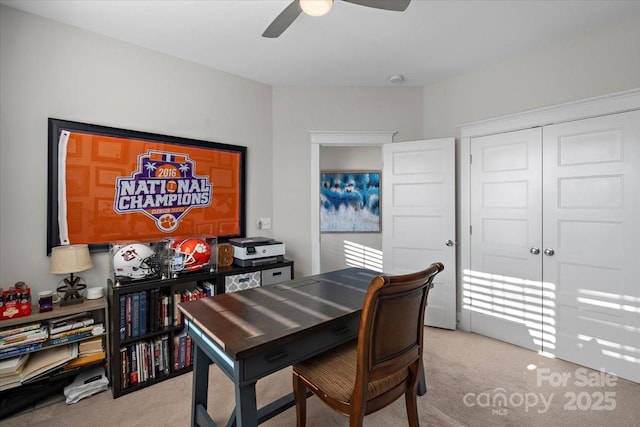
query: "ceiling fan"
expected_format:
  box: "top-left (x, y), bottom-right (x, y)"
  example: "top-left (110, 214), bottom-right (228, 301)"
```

top-left (262, 0), bottom-right (411, 38)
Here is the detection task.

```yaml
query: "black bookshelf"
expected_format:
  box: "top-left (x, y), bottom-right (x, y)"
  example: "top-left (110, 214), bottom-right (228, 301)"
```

top-left (107, 260), bottom-right (293, 398)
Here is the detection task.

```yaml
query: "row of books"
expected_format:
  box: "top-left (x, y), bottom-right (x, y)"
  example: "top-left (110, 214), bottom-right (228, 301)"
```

top-left (118, 330), bottom-right (195, 391)
top-left (173, 283), bottom-right (213, 327)
top-left (0, 312), bottom-right (103, 360)
top-left (172, 331), bottom-right (192, 372)
top-left (0, 323), bottom-right (47, 352)
top-left (119, 334), bottom-right (170, 389)
top-left (118, 283), bottom-right (213, 341)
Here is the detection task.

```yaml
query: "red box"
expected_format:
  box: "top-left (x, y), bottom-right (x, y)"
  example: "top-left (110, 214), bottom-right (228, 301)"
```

top-left (0, 284), bottom-right (32, 320)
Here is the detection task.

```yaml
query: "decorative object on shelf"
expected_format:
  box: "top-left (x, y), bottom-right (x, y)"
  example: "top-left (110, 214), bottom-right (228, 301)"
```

top-left (217, 243), bottom-right (234, 267)
top-left (86, 287), bottom-right (104, 300)
top-left (111, 242), bottom-right (162, 283)
top-left (49, 244), bottom-right (92, 306)
top-left (320, 170), bottom-right (381, 233)
top-left (38, 290), bottom-right (54, 313)
top-left (168, 237), bottom-right (212, 275)
top-left (0, 282), bottom-right (32, 320)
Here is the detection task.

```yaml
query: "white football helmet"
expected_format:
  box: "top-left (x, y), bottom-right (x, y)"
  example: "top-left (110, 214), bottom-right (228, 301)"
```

top-left (113, 243), bottom-right (160, 279)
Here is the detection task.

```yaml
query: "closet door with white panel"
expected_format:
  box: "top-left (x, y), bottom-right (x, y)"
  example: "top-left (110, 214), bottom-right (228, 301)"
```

top-left (542, 110), bottom-right (640, 383)
top-left (467, 107), bottom-right (640, 383)
top-left (469, 128), bottom-right (544, 351)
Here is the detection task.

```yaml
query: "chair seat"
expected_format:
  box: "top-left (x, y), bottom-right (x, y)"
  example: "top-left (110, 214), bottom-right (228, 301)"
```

top-left (293, 340), bottom-right (409, 405)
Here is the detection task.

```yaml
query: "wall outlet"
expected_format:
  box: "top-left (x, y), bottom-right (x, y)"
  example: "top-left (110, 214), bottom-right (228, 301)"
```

top-left (257, 217), bottom-right (271, 230)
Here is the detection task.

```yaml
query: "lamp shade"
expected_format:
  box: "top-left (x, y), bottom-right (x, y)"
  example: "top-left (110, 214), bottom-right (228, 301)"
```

top-left (49, 244), bottom-right (93, 274)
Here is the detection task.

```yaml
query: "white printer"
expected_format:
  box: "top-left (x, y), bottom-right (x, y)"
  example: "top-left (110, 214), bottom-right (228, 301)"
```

top-left (229, 237), bottom-right (285, 267)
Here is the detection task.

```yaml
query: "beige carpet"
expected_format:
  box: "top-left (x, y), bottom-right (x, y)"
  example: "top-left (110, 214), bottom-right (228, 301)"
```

top-left (3, 327), bottom-right (639, 426)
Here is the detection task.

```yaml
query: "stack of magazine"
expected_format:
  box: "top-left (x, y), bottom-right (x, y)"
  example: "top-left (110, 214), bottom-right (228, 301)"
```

top-left (0, 311), bottom-right (105, 390)
top-left (0, 322), bottom-right (48, 359)
top-left (0, 322), bottom-right (48, 390)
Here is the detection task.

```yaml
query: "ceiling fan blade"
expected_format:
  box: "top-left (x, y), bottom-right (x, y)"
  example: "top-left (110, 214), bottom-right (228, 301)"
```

top-left (342, 0), bottom-right (411, 12)
top-left (262, 1), bottom-right (303, 38)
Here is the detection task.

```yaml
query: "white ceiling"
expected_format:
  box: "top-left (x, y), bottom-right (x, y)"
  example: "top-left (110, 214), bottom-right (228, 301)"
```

top-left (2, 0), bottom-right (640, 87)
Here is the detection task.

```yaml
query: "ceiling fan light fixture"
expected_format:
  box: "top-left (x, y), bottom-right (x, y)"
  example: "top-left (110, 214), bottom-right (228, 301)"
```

top-left (300, 0), bottom-right (333, 17)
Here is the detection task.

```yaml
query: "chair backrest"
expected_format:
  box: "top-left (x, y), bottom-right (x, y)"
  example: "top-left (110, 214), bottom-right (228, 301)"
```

top-left (356, 262), bottom-right (444, 387)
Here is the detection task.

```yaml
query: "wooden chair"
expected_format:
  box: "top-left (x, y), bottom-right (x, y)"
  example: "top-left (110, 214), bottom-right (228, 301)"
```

top-left (292, 262), bottom-right (445, 427)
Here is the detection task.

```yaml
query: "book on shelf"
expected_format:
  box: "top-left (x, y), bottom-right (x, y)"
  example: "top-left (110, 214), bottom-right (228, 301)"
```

top-left (44, 323), bottom-right (104, 347)
top-left (48, 325), bottom-right (94, 340)
top-left (153, 337), bottom-right (162, 378)
top-left (79, 336), bottom-right (103, 355)
top-left (0, 342), bottom-right (43, 360)
top-left (44, 331), bottom-right (94, 347)
top-left (119, 294), bottom-right (126, 341)
top-left (64, 350), bottom-right (106, 370)
top-left (121, 291), bottom-right (156, 340)
top-left (160, 335), bottom-right (170, 375)
top-left (0, 325), bottom-right (48, 350)
top-left (120, 347), bottom-right (129, 389)
top-left (47, 312), bottom-right (94, 334)
top-left (0, 371), bottom-right (23, 391)
top-left (173, 331), bottom-right (191, 371)
top-left (129, 343), bottom-right (138, 386)
top-left (49, 317), bottom-right (94, 335)
top-left (0, 353), bottom-right (29, 376)
top-left (162, 294), bottom-right (170, 328)
top-left (21, 343), bottom-right (78, 383)
top-left (173, 293), bottom-right (182, 326)
top-left (149, 289), bottom-right (160, 332)
top-left (0, 321), bottom-right (42, 338)
top-left (202, 281), bottom-right (215, 297)
top-left (48, 311), bottom-right (91, 328)
top-left (131, 292), bottom-right (140, 338)
top-left (139, 290), bottom-right (147, 336)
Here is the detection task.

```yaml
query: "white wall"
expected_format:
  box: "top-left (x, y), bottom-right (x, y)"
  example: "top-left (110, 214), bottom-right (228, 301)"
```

top-left (272, 87), bottom-right (423, 277)
top-left (423, 15), bottom-right (640, 138)
top-left (0, 6), bottom-right (273, 293)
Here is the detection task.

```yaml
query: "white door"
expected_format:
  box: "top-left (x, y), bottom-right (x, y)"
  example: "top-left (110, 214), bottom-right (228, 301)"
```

top-left (542, 110), bottom-right (640, 382)
top-left (382, 138), bottom-right (456, 329)
top-left (469, 128), bottom-right (544, 351)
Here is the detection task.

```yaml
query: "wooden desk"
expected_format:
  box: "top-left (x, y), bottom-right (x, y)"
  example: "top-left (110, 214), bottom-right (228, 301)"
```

top-left (178, 267), bottom-right (424, 427)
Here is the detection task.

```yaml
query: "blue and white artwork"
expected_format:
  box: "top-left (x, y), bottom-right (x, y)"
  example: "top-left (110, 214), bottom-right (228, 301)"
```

top-left (320, 171), bottom-right (381, 233)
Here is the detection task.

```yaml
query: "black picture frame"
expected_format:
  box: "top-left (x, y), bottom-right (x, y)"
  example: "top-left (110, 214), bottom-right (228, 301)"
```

top-left (47, 118), bottom-right (246, 254)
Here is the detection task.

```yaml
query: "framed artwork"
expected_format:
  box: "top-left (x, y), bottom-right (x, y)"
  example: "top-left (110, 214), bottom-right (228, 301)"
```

top-left (320, 171), bottom-right (381, 233)
top-left (47, 118), bottom-right (246, 253)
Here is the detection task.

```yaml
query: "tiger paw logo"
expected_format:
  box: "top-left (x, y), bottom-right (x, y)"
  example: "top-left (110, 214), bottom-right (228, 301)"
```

top-left (114, 150), bottom-right (212, 232)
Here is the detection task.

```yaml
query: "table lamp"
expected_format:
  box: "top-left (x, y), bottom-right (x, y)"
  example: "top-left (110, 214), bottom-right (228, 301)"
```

top-left (49, 244), bottom-right (93, 306)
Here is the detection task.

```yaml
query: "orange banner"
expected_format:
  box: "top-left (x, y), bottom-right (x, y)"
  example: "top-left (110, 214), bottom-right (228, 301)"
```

top-left (57, 129), bottom-right (244, 246)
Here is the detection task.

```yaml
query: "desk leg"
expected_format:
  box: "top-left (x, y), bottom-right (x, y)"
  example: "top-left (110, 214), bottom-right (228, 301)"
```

top-left (192, 344), bottom-right (211, 427)
top-left (233, 382), bottom-right (258, 427)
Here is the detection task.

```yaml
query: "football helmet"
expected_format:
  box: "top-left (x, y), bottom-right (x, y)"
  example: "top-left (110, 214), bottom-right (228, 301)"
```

top-left (113, 243), bottom-right (160, 279)
top-left (169, 238), bottom-right (211, 272)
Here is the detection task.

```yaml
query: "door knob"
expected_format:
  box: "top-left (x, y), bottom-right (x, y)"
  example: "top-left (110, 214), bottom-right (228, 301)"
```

top-left (530, 247), bottom-right (540, 255)
top-left (544, 248), bottom-right (555, 256)
top-left (445, 240), bottom-right (455, 247)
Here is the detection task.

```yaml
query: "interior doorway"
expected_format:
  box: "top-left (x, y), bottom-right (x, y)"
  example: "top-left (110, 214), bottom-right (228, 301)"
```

top-left (310, 131), bottom-right (395, 274)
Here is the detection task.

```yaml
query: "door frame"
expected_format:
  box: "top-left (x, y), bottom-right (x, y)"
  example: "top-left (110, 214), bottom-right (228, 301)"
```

top-left (310, 131), bottom-right (396, 275)
top-left (458, 88), bottom-right (640, 331)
